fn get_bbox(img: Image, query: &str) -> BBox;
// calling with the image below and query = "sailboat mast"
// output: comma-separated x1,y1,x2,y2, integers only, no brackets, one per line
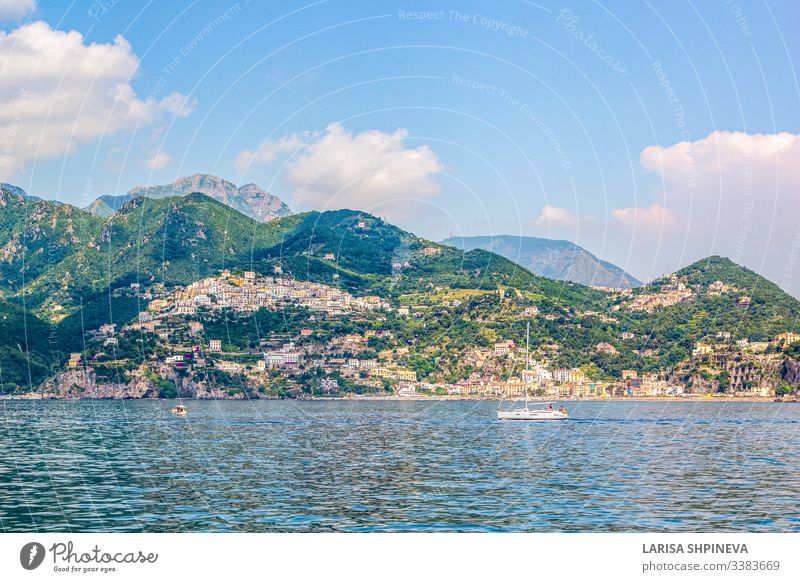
525,322,530,407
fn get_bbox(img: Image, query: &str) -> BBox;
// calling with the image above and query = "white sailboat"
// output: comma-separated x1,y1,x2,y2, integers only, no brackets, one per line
497,323,569,421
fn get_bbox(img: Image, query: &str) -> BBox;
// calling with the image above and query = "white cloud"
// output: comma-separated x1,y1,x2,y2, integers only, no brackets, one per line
157,92,196,119
145,151,171,169
237,122,443,218
534,205,579,228
624,130,800,292
640,131,800,187
0,21,193,179
235,131,316,174
533,204,598,230
611,203,681,232
0,0,35,21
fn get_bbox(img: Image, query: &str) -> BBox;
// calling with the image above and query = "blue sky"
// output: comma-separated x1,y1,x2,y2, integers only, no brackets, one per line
2,0,800,292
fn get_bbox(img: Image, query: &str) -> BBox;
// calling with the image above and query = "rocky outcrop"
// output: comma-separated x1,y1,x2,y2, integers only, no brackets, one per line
40,368,156,399
235,182,291,221
38,364,265,399
781,358,800,386
0,182,27,199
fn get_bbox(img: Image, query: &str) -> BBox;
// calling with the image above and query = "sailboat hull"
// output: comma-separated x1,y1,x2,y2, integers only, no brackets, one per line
497,409,568,421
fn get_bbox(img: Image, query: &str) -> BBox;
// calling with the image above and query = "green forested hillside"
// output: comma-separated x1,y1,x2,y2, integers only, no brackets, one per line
626,256,800,344
19,194,601,319
0,299,54,390
2,187,800,391
0,188,103,293
250,209,604,306
23,194,300,319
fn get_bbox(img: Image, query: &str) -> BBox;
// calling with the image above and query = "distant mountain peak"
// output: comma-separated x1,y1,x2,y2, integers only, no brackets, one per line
0,182,26,199
442,234,641,288
84,173,292,222
0,182,49,203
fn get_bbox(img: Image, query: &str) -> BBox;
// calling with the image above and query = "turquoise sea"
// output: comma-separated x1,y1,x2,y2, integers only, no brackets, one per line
1,399,798,532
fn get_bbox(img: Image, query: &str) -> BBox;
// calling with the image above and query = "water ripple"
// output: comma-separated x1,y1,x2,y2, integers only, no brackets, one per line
1,400,799,532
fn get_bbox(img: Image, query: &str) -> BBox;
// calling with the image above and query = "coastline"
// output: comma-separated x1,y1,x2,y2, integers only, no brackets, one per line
1,394,789,403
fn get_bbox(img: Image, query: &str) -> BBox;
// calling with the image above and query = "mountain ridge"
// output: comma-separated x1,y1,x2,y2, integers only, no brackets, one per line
84,173,292,222
442,234,641,288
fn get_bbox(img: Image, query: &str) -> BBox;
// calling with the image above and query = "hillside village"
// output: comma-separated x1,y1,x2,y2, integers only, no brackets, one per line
36,267,800,401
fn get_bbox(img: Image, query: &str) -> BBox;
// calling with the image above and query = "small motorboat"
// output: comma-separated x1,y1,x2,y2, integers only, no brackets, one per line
171,404,188,416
